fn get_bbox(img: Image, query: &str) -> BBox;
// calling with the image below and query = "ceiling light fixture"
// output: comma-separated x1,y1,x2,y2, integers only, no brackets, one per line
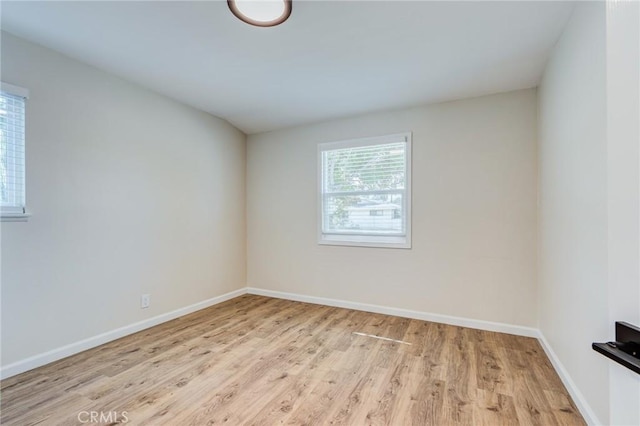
228,0,292,27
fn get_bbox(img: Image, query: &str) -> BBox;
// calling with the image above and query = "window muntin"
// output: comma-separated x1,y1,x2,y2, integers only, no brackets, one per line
318,133,411,248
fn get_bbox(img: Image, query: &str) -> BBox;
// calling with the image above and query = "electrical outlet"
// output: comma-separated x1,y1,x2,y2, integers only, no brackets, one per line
141,294,151,309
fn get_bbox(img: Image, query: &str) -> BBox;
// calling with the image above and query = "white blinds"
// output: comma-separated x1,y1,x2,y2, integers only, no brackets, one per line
0,89,26,213
321,138,408,236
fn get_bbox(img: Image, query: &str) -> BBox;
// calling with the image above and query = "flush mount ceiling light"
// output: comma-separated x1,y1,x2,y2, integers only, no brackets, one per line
228,0,292,27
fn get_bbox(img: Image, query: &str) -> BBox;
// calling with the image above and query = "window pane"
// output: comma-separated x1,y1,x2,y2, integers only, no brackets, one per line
323,192,404,235
324,142,405,193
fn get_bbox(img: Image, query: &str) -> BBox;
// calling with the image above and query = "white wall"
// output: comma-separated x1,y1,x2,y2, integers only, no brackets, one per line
538,3,609,424
606,1,640,424
247,89,538,327
0,32,246,367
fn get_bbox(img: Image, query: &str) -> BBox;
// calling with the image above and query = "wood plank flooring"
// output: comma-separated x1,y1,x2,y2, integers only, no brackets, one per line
0,295,585,425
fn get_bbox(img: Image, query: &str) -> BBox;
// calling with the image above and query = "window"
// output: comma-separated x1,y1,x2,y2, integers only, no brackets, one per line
318,133,412,248
1,82,29,221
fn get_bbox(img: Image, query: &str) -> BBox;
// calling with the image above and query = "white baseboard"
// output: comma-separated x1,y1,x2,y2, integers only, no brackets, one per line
0,288,247,380
536,332,602,426
246,287,539,338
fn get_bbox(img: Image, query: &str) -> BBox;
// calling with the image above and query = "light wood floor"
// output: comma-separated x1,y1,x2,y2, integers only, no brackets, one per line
1,295,584,425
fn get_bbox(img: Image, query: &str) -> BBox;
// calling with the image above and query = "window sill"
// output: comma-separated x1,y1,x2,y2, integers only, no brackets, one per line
1,211,31,222
319,233,411,249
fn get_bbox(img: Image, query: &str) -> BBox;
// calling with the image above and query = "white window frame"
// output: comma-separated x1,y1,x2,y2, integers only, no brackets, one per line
1,82,30,222
317,132,412,249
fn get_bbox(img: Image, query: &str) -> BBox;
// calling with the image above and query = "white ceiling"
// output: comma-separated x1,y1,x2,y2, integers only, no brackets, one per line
1,1,574,134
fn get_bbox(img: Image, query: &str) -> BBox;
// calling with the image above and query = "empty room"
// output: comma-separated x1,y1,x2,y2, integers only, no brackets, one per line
1,0,639,425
